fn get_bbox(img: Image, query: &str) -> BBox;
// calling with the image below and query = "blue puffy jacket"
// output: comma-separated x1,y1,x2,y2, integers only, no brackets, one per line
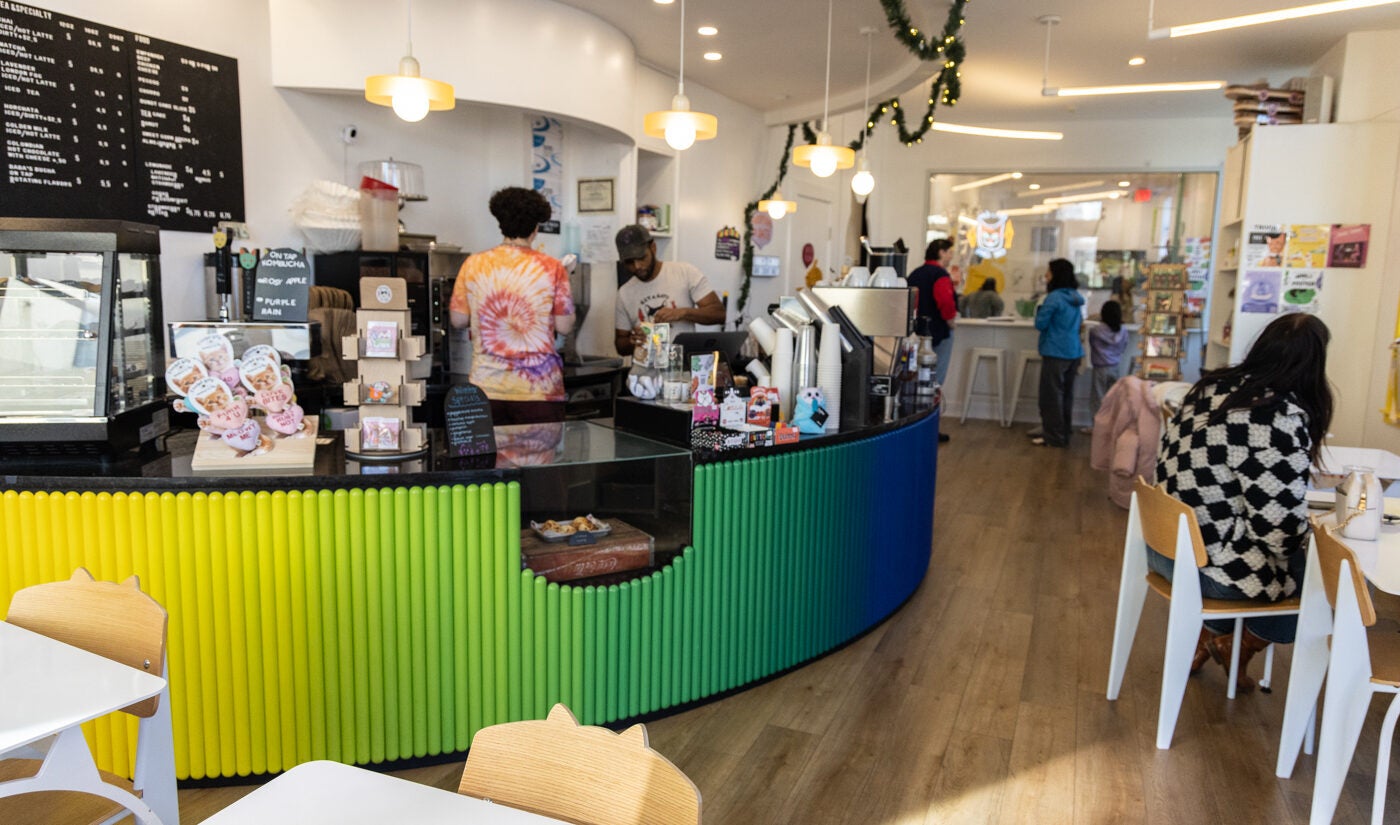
1035,288,1086,360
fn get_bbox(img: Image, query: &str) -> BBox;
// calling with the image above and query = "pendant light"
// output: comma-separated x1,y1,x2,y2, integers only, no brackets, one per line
793,0,855,178
643,0,718,150
1038,15,1222,97
850,28,876,201
365,0,455,122
758,191,797,220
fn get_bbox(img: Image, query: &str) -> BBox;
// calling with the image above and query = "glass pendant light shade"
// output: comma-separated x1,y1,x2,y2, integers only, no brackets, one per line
758,191,797,220
643,93,718,150
851,165,875,198
793,132,855,178
365,45,454,121
849,30,876,200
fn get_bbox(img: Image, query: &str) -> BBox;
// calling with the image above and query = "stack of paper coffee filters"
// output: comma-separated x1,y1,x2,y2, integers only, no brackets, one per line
1225,81,1305,141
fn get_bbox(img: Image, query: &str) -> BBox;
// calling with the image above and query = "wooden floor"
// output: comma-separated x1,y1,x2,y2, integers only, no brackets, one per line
180,419,1400,824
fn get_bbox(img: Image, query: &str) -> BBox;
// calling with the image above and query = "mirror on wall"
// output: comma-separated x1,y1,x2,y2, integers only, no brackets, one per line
926,171,1219,321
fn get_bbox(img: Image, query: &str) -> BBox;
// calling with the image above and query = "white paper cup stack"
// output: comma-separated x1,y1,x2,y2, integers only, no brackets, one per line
773,327,795,423
746,359,772,386
818,320,843,431
747,317,778,355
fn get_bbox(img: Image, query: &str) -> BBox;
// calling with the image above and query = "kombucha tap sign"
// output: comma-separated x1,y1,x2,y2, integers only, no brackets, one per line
0,0,245,231
252,248,310,322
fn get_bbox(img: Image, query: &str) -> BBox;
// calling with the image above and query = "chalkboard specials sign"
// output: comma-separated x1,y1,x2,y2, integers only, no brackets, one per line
0,1,245,232
444,384,497,458
252,248,310,322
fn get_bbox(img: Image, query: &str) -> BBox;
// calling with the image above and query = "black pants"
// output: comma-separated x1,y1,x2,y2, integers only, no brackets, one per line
1038,356,1078,447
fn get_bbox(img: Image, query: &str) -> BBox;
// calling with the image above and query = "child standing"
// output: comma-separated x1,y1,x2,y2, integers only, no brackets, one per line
1086,299,1130,430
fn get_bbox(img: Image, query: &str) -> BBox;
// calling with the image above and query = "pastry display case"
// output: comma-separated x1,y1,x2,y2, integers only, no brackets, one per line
0,219,168,453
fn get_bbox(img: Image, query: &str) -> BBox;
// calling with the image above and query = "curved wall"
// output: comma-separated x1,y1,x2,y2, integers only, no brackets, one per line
269,0,638,140
0,412,937,780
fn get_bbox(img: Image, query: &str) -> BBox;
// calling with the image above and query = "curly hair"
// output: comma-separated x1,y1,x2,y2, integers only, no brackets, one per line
489,187,551,239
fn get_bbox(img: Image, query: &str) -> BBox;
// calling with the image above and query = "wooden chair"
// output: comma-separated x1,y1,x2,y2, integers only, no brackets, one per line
459,704,700,825
1308,521,1400,825
0,569,177,825
1107,477,1301,748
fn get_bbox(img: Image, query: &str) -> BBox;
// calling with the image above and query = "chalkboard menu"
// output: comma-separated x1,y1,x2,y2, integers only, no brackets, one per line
252,248,310,322
444,384,496,458
0,1,244,232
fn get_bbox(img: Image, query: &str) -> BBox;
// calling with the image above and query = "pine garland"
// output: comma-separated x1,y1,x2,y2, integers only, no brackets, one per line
736,0,970,314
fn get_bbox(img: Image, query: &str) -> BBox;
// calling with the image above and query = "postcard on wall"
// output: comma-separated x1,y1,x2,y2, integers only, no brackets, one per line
1285,224,1330,268
1144,335,1179,358
1281,269,1323,315
1149,290,1183,314
1244,224,1285,268
1328,223,1370,268
1240,269,1282,314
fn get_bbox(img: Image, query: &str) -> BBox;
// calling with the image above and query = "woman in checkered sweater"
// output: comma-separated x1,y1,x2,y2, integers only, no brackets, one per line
1153,314,1333,690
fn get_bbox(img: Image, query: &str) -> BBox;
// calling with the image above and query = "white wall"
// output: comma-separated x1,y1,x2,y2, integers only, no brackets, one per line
1334,30,1400,123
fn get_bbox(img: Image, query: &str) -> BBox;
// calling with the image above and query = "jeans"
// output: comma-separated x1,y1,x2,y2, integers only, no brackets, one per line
1146,547,1304,644
1037,355,1078,446
933,334,954,388
1089,365,1119,424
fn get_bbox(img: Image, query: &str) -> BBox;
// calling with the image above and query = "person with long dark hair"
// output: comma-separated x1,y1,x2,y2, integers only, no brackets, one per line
1153,313,1333,691
1032,258,1084,447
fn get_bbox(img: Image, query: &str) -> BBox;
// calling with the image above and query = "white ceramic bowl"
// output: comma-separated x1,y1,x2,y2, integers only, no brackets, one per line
871,266,898,287
843,266,870,287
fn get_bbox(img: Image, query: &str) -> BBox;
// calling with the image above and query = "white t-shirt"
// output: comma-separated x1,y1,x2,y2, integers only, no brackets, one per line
614,261,715,335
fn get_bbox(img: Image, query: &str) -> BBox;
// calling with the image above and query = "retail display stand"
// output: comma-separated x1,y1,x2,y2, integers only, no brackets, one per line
342,277,427,457
1139,263,1188,381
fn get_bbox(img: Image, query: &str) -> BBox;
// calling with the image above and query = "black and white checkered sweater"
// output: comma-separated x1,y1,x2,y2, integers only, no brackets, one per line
1155,379,1311,600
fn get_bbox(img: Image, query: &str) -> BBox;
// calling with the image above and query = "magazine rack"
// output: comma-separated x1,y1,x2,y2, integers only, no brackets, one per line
342,277,427,457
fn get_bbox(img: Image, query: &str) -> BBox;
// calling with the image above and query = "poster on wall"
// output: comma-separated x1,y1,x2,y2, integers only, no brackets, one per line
752,213,774,249
1329,224,1371,268
1285,224,1330,268
529,115,564,233
1244,225,1285,268
1281,269,1323,314
714,227,740,260
580,216,616,264
1240,270,1281,314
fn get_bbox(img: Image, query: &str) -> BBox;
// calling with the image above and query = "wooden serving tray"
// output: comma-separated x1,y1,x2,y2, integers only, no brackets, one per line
190,418,319,472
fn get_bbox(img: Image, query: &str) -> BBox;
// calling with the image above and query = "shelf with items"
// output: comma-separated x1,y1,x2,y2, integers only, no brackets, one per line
636,147,676,239
341,277,427,458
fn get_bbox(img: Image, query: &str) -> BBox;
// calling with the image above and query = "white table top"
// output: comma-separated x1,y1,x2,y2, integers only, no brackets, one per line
201,760,571,824
0,621,166,754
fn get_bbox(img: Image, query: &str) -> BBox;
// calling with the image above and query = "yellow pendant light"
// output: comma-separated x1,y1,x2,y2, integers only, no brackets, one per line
643,0,718,150
758,191,797,220
365,0,455,122
850,28,877,201
793,0,855,178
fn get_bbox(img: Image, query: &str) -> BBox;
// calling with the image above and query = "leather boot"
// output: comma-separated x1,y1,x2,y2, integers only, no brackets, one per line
1190,627,1214,675
1207,628,1271,692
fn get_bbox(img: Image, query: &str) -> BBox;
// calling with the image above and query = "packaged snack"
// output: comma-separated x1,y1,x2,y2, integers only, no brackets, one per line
364,320,399,358
361,416,401,451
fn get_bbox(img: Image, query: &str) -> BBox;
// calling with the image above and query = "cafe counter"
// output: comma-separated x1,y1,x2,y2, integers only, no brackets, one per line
0,408,939,781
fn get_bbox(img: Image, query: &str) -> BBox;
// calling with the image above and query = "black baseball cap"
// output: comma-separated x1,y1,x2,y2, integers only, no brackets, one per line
615,225,653,261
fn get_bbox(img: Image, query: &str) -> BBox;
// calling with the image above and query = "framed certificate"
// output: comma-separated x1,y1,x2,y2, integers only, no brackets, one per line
577,178,615,213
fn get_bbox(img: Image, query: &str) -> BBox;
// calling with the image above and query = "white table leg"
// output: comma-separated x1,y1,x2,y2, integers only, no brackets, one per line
0,726,164,825
1277,542,1331,778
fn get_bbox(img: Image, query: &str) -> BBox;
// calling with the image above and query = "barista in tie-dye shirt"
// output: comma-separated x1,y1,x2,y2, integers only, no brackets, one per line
449,188,574,422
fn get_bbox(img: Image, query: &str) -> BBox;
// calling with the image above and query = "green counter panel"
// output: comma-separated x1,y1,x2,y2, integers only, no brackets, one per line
0,412,937,780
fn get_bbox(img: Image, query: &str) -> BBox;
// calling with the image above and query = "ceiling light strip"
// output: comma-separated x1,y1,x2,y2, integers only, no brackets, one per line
1044,80,1225,96
950,171,1022,192
1043,189,1126,204
931,122,1063,140
1016,180,1106,198
1150,0,1400,39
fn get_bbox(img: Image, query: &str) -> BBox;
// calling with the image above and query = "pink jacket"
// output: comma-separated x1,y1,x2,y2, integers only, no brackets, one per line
1090,376,1162,509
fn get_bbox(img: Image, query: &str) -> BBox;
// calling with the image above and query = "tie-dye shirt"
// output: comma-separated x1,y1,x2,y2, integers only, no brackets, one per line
450,245,574,402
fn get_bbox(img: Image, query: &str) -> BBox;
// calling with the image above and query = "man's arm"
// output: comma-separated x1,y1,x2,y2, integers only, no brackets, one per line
615,327,635,356
655,291,725,325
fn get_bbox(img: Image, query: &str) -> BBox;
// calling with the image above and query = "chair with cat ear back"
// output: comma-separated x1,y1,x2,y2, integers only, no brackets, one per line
458,703,700,825
0,568,176,825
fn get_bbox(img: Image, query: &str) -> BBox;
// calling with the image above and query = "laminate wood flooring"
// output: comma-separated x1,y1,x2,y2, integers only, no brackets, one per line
177,419,1400,824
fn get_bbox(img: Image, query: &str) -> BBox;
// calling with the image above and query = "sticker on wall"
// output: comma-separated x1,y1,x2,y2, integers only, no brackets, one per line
967,211,1013,259
1285,224,1330,269
752,213,774,249
1240,269,1281,314
715,226,741,261
1281,269,1323,315
529,115,564,234
1329,224,1370,268
1244,224,1285,268
801,243,815,267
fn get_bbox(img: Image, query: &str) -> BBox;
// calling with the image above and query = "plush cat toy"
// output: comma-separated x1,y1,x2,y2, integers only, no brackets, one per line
791,386,828,434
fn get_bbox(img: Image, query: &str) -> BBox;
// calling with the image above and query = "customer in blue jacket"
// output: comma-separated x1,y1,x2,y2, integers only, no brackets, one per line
1033,258,1085,447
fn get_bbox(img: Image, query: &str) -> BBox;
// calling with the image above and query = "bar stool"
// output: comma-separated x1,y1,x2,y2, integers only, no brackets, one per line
959,347,1005,425
1006,349,1042,427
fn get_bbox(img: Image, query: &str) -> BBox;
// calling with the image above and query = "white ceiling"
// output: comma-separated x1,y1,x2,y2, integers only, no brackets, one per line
557,0,1400,124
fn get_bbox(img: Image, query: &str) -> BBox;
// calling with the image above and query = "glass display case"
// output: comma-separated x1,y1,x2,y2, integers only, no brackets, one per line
0,219,168,453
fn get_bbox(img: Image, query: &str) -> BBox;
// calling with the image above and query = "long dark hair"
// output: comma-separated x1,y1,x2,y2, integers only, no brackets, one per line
1188,313,1333,463
1046,258,1078,291
1100,299,1123,332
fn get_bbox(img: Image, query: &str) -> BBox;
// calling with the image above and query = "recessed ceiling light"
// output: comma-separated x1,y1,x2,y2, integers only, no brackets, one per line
703,51,722,61
1128,56,1146,66
1118,180,1131,187
1028,183,1041,190
653,0,674,4
697,25,718,35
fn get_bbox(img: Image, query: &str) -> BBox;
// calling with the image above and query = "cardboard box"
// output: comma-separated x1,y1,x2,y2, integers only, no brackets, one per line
521,519,654,583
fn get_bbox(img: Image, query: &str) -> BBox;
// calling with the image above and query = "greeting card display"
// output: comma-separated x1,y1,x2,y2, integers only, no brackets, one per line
1137,263,1187,382
343,277,427,457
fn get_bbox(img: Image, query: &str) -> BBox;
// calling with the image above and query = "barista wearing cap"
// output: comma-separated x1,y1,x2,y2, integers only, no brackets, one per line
614,224,726,356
